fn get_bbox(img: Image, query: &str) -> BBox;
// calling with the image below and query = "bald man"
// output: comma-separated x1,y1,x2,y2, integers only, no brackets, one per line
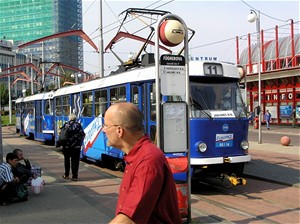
105,102,181,224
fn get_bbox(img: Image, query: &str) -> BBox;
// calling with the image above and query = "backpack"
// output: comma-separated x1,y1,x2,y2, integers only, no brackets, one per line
15,183,28,201
59,124,70,145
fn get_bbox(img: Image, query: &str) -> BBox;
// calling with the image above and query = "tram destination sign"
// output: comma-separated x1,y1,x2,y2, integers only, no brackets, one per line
160,55,186,95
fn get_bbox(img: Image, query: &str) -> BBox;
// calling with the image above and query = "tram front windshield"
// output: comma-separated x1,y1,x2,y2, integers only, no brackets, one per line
190,82,246,118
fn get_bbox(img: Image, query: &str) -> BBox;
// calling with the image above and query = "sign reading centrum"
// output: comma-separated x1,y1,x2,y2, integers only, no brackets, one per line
160,54,186,95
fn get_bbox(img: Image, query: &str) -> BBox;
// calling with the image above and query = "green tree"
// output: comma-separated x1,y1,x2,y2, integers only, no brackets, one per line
25,89,31,96
60,70,77,86
0,82,8,109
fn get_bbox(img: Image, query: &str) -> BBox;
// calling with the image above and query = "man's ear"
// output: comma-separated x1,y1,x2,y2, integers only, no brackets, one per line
117,126,124,138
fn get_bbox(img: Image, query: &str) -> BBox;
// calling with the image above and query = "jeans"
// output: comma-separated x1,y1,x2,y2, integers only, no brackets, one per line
266,121,270,129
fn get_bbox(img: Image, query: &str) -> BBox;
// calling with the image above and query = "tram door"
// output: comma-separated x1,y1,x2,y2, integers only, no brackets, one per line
131,83,156,142
19,102,25,134
35,100,43,138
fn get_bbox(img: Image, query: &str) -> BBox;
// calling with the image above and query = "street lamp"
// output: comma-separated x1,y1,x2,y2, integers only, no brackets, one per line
71,73,82,84
248,9,262,144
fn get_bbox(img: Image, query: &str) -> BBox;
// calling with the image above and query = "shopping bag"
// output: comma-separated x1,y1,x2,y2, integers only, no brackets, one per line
31,177,45,194
28,165,42,185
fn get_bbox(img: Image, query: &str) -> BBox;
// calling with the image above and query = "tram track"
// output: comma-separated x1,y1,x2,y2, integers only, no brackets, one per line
90,161,296,224
190,178,299,224
192,194,283,224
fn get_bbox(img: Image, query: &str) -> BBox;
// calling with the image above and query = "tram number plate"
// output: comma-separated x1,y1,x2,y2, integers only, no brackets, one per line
203,63,223,76
215,133,233,147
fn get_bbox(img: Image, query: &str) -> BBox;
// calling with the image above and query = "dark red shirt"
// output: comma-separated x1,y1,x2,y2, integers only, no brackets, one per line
116,135,181,224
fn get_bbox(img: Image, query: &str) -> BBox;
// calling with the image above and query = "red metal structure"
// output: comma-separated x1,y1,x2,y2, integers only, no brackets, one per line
18,29,98,53
237,20,300,126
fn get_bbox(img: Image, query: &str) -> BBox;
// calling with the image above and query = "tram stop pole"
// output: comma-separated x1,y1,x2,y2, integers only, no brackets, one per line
155,14,191,222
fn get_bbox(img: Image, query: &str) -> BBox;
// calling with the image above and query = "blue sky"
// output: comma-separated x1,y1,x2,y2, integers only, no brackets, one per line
82,0,299,75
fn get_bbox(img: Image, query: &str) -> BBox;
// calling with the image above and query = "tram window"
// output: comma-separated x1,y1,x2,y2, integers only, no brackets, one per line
110,86,126,104
16,104,21,114
26,102,33,108
222,88,232,110
62,96,70,116
25,102,34,115
82,92,93,117
132,86,139,105
95,90,107,116
44,99,53,115
55,97,62,116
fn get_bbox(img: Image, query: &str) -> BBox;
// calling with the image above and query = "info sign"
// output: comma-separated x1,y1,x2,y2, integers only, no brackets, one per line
160,54,186,95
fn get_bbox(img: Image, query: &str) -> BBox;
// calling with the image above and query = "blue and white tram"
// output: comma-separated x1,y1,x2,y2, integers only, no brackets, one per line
187,61,250,183
15,91,55,143
51,58,250,181
53,65,158,168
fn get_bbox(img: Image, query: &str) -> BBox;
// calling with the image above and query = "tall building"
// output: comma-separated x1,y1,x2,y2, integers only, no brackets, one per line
0,0,83,72
0,39,40,98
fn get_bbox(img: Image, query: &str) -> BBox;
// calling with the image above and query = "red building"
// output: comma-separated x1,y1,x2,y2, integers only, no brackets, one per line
237,20,299,126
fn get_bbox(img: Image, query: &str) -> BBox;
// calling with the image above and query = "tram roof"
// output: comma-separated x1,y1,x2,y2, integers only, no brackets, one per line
54,66,156,97
16,91,54,103
15,61,240,101
54,61,240,97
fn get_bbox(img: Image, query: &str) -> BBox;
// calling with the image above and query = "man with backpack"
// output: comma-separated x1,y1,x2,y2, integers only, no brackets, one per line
60,114,85,181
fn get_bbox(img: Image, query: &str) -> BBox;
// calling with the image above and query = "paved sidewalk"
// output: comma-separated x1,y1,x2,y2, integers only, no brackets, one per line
245,125,300,187
0,126,118,224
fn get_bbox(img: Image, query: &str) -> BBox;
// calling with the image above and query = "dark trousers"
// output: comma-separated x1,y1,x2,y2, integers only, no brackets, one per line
0,182,16,203
63,147,81,179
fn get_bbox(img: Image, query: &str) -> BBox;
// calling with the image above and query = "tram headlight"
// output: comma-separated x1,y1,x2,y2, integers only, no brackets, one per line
196,142,207,152
240,140,249,150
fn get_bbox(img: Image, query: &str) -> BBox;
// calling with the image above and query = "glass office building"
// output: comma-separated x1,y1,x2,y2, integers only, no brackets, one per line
0,0,83,71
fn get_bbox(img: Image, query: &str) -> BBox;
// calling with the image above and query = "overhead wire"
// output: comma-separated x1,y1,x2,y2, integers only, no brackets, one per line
88,0,174,40
82,0,175,71
83,0,298,73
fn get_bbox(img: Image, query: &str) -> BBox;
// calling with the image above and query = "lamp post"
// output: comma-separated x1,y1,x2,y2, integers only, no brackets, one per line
7,63,12,124
30,53,34,94
99,0,104,78
248,9,262,144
